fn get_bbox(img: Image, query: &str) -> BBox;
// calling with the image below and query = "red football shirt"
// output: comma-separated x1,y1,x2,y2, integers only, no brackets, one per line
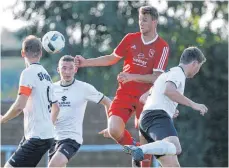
114,32,169,96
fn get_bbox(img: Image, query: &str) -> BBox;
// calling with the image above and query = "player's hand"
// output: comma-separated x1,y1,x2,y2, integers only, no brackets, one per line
191,102,208,116
98,128,111,138
0,115,3,124
173,109,179,119
117,72,134,83
74,55,85,68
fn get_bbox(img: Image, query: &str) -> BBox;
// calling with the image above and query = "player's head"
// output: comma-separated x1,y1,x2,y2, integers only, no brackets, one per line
58,55,78,82
139,6,158,35
179,47,206,78
21,35,42,59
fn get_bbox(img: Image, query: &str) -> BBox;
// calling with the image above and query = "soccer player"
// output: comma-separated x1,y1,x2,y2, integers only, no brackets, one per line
48,55,111,167
123,47,208,167
0,35,59,167
75,6,169,167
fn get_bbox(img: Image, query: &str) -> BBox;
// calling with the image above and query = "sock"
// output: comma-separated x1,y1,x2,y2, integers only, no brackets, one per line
117,129,134,145
141,154,152,168
139,140,176,155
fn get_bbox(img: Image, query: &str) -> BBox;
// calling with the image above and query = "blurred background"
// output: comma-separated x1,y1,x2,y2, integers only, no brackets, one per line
1,0,228,167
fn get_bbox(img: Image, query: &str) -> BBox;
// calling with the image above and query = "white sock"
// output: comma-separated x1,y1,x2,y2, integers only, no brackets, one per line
139,140,176,155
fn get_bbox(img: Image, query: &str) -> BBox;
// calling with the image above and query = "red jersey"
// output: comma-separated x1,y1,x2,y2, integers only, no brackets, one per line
114,32,169,96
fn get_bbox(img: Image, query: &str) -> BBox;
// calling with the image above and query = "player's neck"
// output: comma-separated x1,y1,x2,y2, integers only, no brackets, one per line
61,79,75,86
25,57,40,66
178,64,188,77
141,31,158,43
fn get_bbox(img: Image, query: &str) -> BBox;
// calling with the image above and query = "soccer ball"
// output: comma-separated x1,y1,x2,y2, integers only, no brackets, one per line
42,31,65,54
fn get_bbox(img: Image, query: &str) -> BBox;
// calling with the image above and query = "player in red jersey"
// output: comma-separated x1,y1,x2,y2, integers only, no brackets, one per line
75,6,169,167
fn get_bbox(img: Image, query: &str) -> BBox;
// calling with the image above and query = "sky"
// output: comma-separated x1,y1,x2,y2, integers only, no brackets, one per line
0,0,26,31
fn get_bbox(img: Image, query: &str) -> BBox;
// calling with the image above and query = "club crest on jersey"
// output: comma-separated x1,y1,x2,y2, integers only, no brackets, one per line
149,49,155,58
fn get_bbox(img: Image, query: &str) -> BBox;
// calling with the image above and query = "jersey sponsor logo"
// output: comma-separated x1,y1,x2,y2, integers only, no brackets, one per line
148,49,155,58
59,96,71,107
62,96,67,101
133,53,147,67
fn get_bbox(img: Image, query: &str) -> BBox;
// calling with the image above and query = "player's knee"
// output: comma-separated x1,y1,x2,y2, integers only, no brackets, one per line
176,147,182,155
48,157,67,167
175,145,182,155
4,162,14,168
108,127,122,139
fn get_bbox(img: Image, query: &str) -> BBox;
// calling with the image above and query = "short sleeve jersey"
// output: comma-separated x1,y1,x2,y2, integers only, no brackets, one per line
53,79,104,144
143,66,186,118
19,63,56,139
114,32,169,96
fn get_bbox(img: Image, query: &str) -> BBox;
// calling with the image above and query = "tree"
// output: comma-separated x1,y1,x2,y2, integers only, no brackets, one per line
11,0,228,166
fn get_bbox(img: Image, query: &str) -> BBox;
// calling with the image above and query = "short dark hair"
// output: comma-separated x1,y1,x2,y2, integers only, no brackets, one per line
59,55,74,64
139,6,159,21
180,47,206,64
22,35,42,58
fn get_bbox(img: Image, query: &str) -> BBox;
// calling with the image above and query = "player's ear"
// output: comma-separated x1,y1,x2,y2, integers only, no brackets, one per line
57,67,60,74
74,67,78,73
21,50,25,58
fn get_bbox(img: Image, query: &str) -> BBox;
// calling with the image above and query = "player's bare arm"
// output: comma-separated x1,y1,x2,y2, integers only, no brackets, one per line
51,102,60,124
75,53,121,67
1,94,28,124
117,71,162,84
164,81,208,115
98,96,112,138
139,90,150,104
99,96,112,119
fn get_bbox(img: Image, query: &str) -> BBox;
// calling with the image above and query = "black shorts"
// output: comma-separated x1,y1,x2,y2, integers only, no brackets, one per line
8,136,54,167
139,110,178,142
139,110,178,158
49,138,81,161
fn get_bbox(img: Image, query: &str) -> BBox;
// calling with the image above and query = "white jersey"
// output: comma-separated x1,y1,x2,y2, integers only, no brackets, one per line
53,79,104,144
19,63,56,139
143,66,186,118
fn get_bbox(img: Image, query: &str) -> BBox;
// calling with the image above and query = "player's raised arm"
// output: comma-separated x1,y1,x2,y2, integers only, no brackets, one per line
164,81,208,115
75,53,121,67
75,33,132,68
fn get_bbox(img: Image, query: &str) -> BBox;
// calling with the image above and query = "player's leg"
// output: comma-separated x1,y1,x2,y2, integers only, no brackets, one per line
124,110,179,165
48,152,68,167
135,103,152,168
4,162,14,168
157,136,181,167
4,136,26,167
124,133,176,162
139,131,152,168
157,155,180,167
6,137,53,167
142,110,180,167
107,95,137,145
48,138,81,167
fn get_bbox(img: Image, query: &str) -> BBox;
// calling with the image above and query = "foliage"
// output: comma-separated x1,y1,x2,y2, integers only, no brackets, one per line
10,0,228,166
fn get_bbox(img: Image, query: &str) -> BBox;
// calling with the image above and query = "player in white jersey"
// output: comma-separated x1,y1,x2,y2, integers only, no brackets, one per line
123,47,208,167
0,35,59,167
48,55,111,167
